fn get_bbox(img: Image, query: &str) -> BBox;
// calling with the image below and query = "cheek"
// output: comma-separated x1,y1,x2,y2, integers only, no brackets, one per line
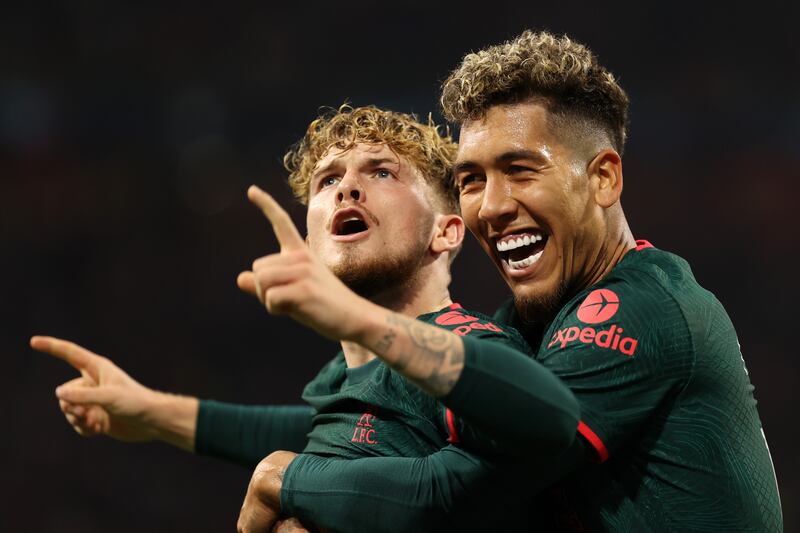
305,207,327,242
458,194,482,232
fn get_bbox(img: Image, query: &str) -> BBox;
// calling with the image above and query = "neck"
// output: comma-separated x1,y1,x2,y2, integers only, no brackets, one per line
341,256,453,368
573,216,636,298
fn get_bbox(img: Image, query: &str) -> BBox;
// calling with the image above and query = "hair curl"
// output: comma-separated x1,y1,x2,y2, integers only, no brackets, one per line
440,30,629,153
284,105,459,211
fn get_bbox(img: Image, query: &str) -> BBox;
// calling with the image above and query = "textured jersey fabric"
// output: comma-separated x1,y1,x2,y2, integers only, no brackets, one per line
496,241,782,532
196,402,313,467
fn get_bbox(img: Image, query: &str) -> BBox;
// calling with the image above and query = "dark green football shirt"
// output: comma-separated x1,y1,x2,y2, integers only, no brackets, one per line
495,241,782,532
301,303,531,459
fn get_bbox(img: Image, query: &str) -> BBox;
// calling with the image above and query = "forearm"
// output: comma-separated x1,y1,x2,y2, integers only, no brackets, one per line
280,442,591,533
281,448,493,533
444,336,579,455
356,304,464,398
196,400,313,468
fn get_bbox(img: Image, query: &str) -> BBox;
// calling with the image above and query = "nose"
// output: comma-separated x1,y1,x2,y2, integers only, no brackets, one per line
478,176,516,226
336,172,364,204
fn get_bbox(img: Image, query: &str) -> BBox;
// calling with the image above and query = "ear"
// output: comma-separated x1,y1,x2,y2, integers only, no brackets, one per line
588,149,623,208
430,214,465,255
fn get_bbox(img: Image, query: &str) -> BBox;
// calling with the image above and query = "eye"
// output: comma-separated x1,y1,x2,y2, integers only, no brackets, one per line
375,169,393,179
319,175,339,189
458,174,484,191
508,165,533,173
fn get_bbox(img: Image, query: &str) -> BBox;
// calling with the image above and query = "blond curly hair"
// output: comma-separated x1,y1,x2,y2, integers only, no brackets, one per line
284,105,459,211
440,30,629,153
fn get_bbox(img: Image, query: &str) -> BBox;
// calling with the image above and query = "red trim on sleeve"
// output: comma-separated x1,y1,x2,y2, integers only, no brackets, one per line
635,239,654,251
577,420,609,463
445,408,460,444
448,303,463,310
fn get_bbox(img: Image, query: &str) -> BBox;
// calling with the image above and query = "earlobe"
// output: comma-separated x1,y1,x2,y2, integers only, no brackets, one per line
590,149,623,208
431,214,465,254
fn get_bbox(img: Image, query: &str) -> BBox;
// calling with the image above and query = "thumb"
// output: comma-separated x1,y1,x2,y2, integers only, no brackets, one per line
237,271,258,297
56,384,117,406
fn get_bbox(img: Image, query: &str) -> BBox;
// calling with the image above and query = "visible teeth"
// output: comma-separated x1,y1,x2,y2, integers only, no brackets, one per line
507,250,543,270
495,233,543,252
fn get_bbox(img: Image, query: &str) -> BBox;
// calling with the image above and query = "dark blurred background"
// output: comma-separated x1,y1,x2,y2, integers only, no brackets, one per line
3,1,797,531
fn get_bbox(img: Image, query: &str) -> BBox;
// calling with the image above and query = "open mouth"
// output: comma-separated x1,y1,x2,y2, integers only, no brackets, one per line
336,217,368,235
332,208,370,237
496,231,548,271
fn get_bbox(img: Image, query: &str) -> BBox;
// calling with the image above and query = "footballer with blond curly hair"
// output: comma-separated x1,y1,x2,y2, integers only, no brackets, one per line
35,104,579,532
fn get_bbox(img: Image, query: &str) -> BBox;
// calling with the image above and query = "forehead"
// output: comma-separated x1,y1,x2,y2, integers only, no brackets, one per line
456,102,559,161
315,143,406,172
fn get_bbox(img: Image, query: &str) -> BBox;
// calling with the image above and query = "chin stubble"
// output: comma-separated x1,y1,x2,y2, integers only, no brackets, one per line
514,279,568,325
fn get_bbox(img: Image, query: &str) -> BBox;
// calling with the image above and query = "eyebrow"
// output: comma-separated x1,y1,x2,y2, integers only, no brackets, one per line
312,157,400,180
453,149,549,174
312,161,338,180
364,157,400,169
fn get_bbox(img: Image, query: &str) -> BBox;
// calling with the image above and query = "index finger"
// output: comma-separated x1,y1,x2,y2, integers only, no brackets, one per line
247,185,305,252
31,336,101,377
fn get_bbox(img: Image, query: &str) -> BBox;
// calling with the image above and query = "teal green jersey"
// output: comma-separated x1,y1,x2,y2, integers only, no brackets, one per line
301,303,532,459
499,241,782,531
295,304,541,531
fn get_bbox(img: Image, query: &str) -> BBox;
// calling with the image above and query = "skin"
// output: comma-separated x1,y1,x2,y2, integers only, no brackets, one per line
29,335,199,450
305,143,436,314
454,101,636,322
237,143,468,377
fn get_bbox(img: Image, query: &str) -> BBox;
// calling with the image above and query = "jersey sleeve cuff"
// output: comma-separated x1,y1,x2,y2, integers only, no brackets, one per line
279,452,307,517
577,420,609,463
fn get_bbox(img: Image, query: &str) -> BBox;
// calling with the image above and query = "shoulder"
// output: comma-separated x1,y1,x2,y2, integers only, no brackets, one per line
422,304,532,356
542,247,699,364
609,246,732,344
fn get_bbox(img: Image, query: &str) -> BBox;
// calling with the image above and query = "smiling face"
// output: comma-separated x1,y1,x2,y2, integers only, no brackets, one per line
455,101,611,321
306,142,437,297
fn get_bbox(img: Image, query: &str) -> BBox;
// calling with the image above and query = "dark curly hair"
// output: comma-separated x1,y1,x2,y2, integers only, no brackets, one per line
441,30,630,154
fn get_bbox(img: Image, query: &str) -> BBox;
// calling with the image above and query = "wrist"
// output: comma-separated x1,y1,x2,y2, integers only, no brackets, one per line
147,391,199,451
257,451,297,510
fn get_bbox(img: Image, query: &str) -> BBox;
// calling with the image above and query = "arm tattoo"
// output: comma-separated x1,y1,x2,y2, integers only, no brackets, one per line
375,328,397,355
381,313,464,397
